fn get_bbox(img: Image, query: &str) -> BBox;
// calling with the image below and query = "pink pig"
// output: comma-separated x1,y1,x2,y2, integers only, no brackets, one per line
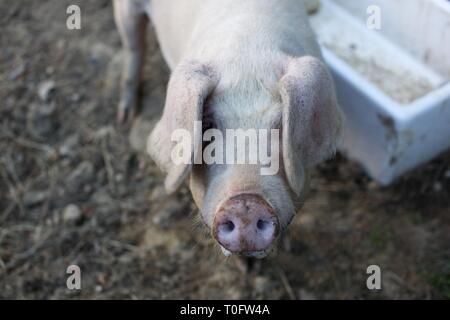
113,0,343,258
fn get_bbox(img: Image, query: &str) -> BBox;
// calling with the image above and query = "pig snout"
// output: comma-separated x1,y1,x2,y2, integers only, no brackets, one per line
212,194,279,255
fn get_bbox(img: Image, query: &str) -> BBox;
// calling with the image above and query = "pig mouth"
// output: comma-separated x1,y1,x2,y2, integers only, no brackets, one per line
219,244,275,259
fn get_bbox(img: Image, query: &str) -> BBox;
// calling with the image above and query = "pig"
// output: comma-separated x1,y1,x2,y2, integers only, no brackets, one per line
113,0,344,258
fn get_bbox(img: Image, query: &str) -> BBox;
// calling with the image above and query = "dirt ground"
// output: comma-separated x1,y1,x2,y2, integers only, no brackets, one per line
1,0,449,299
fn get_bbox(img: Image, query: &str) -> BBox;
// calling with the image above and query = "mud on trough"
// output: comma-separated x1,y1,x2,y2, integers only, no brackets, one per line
0,0,449,299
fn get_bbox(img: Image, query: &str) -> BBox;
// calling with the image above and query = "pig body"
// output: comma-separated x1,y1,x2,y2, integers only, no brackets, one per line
149,0,321,68
113,0,343,258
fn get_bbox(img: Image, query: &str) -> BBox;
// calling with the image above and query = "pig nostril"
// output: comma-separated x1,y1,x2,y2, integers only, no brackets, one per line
222,220,235,233
257,219,270,231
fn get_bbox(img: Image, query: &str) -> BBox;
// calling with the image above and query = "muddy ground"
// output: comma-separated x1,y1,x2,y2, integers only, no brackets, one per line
0,0,449,299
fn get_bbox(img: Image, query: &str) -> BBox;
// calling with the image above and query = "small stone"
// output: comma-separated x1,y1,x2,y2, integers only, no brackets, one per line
45,66,54,75
23,191,48,207
46,148,59,161
444,170,450,179
59,134,79,157
38,80,55,101
63,204,82,223
70,93,81,103
433,182,442,192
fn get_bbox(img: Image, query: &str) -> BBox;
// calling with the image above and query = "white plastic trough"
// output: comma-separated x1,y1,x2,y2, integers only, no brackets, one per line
309,0,450,185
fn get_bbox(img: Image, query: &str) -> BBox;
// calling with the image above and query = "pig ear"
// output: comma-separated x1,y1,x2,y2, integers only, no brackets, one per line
148,61,217,194
279,56,344,195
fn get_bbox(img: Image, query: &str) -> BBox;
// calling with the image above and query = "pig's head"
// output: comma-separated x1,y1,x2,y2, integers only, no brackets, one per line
148,56,343,258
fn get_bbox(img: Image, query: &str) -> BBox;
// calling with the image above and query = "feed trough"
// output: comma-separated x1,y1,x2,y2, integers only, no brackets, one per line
310,0,450,184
